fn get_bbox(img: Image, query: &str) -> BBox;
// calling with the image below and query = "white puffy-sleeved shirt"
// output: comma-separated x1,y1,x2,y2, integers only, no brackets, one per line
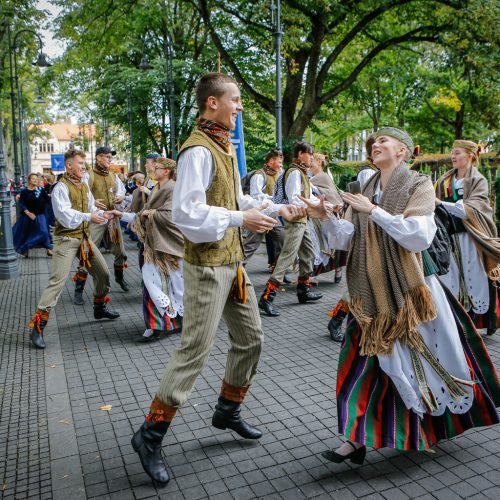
357,168,377,189
284,169,320,207
51,181,105,229
172,146,281,244
249,172,273,203
320,181,436,252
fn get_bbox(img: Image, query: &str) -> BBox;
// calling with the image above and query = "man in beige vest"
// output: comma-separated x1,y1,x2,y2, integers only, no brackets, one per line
73,146,128,305
243,149,285,268
28,149,119,349
259,141,323,317
130,72,305,486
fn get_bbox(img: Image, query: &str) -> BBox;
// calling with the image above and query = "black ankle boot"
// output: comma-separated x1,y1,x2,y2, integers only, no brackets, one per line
212,397,262,439
258,290,280,317
131,421,170,486
115,268,130,292
30,320,47,349
93,303,120,320
74,278,86,305
328,310,347,342
297,283,322,304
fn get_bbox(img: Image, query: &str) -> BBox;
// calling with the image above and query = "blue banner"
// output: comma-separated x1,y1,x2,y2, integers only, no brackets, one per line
51,154,65,172
230,113,247,178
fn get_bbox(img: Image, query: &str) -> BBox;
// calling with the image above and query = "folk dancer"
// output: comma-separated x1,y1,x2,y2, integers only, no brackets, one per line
303,128,500,462
436,140,500,335
259,141,323,317
117,158,184,341
28,150,119,349
13,173,53,258
130,72,305,486
73,146,128,305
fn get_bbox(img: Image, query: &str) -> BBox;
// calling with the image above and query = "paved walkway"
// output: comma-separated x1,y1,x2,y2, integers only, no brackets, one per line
1,239,499,500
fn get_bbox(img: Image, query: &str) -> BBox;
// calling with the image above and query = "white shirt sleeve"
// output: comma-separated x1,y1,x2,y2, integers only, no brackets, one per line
285,170,319,207
370,208,437,252
114,174,126,197
51,182,92,228
250,173,271,202
357,168,376,189
320,217,355,251
441,200,466,219
172,147,244,243
120,212,136,224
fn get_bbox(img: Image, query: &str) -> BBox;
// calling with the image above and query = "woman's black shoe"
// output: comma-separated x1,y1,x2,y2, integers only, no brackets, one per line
321,441,366,465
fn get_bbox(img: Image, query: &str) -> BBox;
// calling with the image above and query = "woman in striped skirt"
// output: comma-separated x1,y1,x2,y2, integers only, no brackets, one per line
118,158,184,340
303,127,499,463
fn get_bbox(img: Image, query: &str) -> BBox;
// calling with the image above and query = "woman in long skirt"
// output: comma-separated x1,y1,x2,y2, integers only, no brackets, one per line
303,127,499,462
119,158,184,341
13,173,53,257
436,141,500,335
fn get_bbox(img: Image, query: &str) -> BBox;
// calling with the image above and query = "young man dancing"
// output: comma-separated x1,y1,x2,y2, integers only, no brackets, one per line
131,73,304,486
28,149,119,349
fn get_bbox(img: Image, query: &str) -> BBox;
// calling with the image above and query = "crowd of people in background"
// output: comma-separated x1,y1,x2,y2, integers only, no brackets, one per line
14,71,499,488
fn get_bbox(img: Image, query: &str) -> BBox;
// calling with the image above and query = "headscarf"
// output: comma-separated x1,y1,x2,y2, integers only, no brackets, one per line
372,127,415,155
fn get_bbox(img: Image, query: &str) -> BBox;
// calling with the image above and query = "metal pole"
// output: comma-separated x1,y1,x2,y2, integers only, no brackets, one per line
166,34,176,159
7,25,21,198
0,129,18,280
272,0,283,152
127,84,134,170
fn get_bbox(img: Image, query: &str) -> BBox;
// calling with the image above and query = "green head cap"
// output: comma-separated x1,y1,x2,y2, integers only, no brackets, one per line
373,127,414,156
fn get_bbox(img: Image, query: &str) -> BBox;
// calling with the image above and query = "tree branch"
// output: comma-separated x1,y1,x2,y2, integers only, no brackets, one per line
319,27,449,104
197,0,274,113
424,97,455,126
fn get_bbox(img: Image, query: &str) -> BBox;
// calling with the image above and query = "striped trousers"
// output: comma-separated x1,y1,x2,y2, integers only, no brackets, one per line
37,236,110,311
156,262,263,408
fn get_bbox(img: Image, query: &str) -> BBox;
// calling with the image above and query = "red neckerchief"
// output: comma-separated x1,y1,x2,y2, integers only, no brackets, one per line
197,117,231,153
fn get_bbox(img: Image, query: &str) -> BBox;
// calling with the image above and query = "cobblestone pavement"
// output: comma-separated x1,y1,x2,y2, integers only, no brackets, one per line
1,238,499,500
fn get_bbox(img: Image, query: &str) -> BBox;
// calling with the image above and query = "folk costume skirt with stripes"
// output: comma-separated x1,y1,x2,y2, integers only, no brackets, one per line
139,245,183,333
337,282,500,451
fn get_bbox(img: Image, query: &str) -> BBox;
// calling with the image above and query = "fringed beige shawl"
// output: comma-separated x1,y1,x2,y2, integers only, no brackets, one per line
346,166,437,356
131,180,184,274
310,171,343,205
436,167,500,282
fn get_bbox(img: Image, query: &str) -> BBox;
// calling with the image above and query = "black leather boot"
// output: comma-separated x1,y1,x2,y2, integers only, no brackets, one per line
93,303,120,320
29,310,48,349
114,267,130,292
74,278,86,305
212,397,262,439
297,283,322,304
328,310,347,342
259,280,280,317
131,421,170,486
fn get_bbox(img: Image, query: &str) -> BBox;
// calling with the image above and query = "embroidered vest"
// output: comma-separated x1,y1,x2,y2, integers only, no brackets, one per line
54,177,90,240
89,169,117,210
180,130,245,266
284,165,310,223
258,170,278,197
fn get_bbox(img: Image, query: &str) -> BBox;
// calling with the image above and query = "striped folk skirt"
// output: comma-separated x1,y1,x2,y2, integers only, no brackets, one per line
337,285,500,451
143,286,182,332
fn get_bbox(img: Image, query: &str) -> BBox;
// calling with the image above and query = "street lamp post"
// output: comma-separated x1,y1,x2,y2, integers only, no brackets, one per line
8,27,51,191
0,131,18,280
109,80,134,170
18,79,45,181
271,0,283,152
165,33,176,159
